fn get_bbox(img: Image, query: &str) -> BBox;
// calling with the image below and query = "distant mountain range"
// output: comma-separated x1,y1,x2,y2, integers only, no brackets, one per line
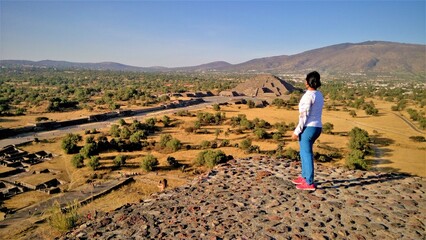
1,41,425,75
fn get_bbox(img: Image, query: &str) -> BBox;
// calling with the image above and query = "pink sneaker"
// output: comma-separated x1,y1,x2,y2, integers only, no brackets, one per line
296,181,316,191
291,176,305,185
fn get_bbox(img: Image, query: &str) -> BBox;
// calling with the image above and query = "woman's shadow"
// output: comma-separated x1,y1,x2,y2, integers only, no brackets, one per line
316,172,412,189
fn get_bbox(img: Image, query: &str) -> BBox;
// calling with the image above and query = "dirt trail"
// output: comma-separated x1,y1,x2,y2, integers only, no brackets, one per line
387,110,425,134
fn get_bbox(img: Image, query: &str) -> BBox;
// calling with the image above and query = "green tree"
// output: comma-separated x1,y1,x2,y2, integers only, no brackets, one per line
85,135,95,144
61,133,82,154
109,102,120,110
79,143,98,159
346,150,368,170
284,148,300,161
195,150,227,168
166,156,180,168
145,117,157,128
140,154,159,171
113,155,126,167
214,129,221,139
120,127,131,139
159,134,173,148
71,154,84,168
118,119,127,126
247,100,255,108
201,140,211,149
88,155,101,170
109,124,120,137
240,139,252,150
348,127,371,154
254,128,268,139
162,115,171,127
272,132,282,141
166,138,182,152
272,98,285,108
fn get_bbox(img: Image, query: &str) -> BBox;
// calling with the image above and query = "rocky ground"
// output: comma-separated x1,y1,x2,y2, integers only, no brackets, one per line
63,157,425,240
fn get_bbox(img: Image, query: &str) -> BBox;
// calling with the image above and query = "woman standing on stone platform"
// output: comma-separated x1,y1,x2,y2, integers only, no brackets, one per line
291,71,324,191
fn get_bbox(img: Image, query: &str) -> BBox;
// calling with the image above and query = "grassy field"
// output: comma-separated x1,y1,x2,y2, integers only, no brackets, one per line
0,98,425,239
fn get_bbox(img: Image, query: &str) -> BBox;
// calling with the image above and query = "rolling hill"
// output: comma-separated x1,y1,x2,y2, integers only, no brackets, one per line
1,41,424,75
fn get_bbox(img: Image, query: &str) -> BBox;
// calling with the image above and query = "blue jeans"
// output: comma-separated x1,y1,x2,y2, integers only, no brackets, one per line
299,127,322,185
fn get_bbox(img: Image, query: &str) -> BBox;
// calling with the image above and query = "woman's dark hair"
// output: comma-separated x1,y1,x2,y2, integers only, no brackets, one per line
306,71,321,89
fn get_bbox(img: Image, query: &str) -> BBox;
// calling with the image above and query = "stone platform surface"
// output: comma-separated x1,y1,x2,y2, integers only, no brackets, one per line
64,157,425,240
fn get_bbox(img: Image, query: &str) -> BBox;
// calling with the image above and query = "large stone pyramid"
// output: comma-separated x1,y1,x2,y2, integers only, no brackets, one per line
233,74,299,98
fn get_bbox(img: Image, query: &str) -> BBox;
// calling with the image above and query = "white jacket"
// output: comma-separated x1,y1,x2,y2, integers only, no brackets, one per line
294,90,324,136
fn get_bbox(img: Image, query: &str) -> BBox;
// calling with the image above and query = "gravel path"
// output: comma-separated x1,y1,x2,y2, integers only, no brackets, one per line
64,157,425,240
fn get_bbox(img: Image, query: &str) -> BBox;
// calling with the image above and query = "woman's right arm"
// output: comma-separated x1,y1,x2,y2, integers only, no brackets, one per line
293,94,312,137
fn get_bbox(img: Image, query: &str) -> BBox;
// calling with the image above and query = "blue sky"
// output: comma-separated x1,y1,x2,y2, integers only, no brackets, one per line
1,0,425,67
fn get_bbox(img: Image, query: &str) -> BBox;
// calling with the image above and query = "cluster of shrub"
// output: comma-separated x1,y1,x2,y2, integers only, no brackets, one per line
62,118,161,170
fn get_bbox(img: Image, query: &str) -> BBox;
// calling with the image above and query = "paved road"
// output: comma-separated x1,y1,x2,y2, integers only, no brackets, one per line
0,96,236,148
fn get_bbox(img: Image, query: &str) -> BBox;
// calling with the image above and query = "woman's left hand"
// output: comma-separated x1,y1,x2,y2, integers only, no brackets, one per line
291,133,299,141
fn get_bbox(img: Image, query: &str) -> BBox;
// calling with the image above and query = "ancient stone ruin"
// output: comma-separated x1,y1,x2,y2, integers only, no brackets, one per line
0,145,63,199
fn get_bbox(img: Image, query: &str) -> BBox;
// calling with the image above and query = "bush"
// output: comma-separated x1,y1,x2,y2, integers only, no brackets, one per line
88,155,101,170
176,110,191,116
47,200,80,232
247,100,255,108
284,148,300,161
348,127,371,154
79,143,98,159
61,133,82,154
239,139,252,150
346,150,368,170
140,154,159,171
159,134,173,148
201,140,211,149
35,116,49,122
195,150,227,168
113,155,126,167
272,132,282,141
109,124,120,137
166,138,182,152
247,145,260,153
71,154,84,168
166,156,180,168
253,128,268,139
184,126,195,133
322,122,334,134
213,104,220,111
85,135,95,144
118,119,127,126
162,115,171,127
120,127,131,139
409,136,426,142
220,139,230,147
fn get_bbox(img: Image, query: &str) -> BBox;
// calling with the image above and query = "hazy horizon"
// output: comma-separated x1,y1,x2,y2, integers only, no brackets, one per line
1,0,425,68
